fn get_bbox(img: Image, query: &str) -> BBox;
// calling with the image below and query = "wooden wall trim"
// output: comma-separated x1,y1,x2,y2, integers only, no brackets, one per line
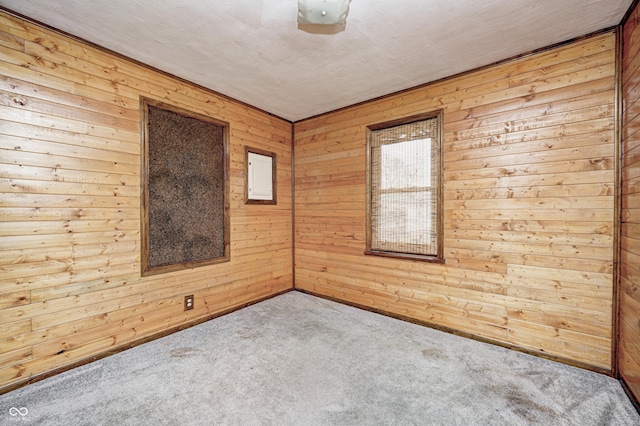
0,6,291,124
619,0,640,409
621,378,640,415
295,27,617,124
292,125,297,288
613,24,624,378
0,288,293,395
622,0,640,26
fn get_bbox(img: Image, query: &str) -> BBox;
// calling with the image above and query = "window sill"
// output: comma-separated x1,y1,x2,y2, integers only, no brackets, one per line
364,250,445,264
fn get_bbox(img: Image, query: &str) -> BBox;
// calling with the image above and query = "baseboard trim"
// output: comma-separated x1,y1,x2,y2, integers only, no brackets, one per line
2,287,622,397
295,288,613,377
0,288,293,395
620,377,640,415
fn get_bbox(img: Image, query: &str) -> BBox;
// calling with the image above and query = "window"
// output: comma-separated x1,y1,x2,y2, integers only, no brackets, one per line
366,111,443,262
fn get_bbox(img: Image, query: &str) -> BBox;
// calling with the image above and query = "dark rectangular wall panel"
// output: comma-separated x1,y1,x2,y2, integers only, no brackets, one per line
143,101,229,275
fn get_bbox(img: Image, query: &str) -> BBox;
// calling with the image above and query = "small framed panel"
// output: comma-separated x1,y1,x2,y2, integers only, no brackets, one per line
245,146,277,205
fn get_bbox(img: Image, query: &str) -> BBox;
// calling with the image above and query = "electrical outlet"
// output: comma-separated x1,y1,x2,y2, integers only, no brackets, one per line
184,295,194,311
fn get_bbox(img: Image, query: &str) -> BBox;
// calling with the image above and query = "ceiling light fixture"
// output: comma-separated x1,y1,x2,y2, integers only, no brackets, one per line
297,0,350,25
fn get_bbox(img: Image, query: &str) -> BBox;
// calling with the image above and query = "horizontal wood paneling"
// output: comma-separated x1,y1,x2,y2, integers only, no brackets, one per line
622,1,640,404
0,11,292,391
294,32,617,370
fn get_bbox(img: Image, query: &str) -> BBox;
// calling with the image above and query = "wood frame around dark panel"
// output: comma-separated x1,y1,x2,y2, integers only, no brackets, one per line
365,110,445,263
244,146,277,205
140,97,230,276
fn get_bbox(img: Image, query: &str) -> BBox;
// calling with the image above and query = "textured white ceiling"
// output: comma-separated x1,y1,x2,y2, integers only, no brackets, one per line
0,0,633,121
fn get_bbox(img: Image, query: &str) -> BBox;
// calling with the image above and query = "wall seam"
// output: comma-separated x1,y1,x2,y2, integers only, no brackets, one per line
613,23,623,378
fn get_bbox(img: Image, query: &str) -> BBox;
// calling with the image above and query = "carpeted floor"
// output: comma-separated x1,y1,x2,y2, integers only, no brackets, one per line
1,291,639,425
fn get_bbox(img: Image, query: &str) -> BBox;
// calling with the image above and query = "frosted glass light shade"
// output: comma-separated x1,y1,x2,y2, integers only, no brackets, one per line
297,0,350,25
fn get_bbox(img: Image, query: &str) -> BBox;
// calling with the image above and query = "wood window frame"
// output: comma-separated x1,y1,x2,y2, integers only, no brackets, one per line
365,110,445,263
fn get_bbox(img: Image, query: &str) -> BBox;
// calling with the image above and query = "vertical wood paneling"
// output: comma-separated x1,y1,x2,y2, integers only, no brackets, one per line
621,1,640,403
0,11,293,391
294,32,617,370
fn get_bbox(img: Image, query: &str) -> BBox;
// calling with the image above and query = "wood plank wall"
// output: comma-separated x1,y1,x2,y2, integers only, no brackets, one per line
294,32,617,370
0,11,293,391
621,2,640,402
